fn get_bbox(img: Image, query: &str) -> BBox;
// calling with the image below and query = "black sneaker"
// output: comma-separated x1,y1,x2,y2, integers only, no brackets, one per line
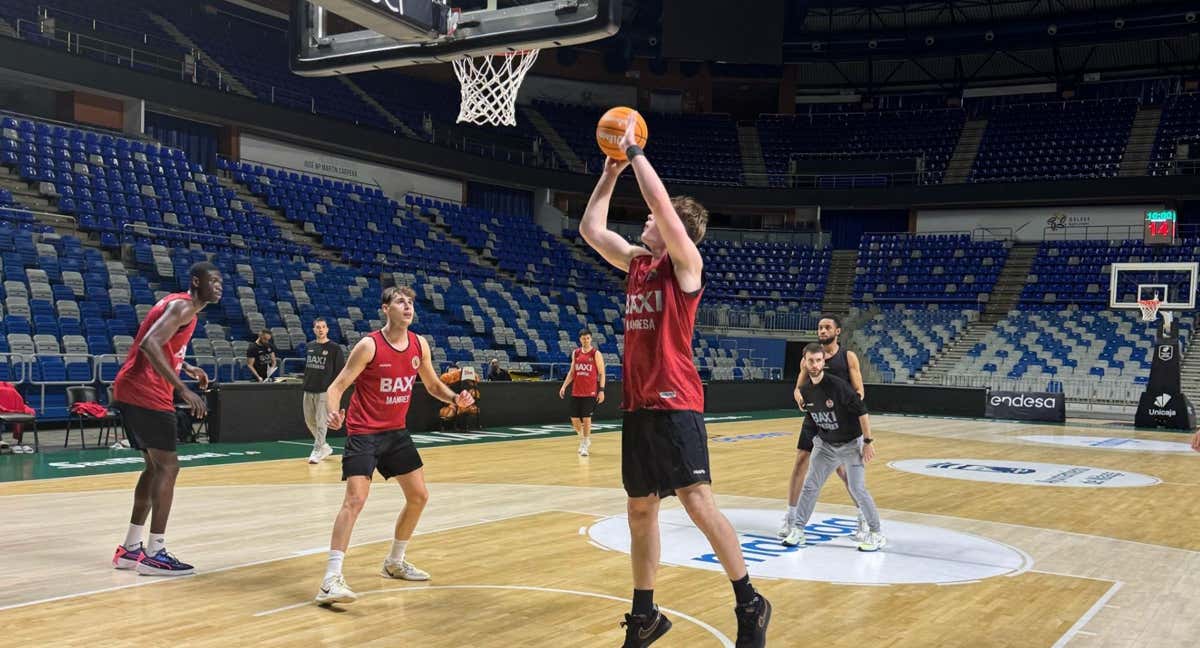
734,594,771,647
620,606,672,647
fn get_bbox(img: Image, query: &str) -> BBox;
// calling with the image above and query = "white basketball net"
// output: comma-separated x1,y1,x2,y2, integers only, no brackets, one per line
452,49,539,127
1138,297,1161,322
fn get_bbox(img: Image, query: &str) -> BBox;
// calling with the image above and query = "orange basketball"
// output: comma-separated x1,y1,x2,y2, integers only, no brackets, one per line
596,106,648,161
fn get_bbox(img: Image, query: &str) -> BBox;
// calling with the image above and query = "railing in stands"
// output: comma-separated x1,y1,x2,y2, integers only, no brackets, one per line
1170,159,1200,176
697,309,819,332
0,207,77,232
14,18,218,87
937,374,1144,407
740,169,929,188
232,157,387,196
865,228,1015,242
3,352,778,417
35,5,185,54
1042,224,1200,241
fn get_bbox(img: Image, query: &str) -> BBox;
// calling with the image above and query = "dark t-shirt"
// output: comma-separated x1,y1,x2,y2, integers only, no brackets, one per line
303,341,345,393
246,340,278,379
800,372,868,444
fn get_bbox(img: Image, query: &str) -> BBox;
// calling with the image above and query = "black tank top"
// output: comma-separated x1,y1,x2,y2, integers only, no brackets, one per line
825,344,851,383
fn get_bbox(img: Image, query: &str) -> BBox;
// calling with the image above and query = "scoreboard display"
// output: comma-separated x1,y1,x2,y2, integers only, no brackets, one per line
1145,209,1177,246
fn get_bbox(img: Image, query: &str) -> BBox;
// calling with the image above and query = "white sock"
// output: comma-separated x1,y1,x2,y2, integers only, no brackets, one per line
786,506,796,522
325,550,345,580
147,533,166,555
388,540,408,563
123,524,145,550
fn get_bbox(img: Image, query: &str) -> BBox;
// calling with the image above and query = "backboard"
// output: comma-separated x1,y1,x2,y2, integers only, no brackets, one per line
1109,262,1198,310
290,0,621,76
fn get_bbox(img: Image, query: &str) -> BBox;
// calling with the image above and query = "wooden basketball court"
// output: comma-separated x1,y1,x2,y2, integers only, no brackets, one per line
1,412,1197,647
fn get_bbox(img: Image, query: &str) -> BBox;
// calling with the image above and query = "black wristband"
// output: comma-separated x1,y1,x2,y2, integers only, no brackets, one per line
862,437,873,444
624,145,644,159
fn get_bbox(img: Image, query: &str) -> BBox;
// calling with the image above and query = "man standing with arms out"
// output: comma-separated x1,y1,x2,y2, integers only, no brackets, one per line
780,315,868,542
580,113,770,648
246,329,277,382
558,329,606,456
314,286,474,606
783,344,885,551
303,317,344,464
111,262,221,576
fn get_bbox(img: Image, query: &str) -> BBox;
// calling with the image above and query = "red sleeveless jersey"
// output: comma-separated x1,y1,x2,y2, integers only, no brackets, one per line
571,348,600,397
113,292,198,412
621,254,704,412
346,329,422,435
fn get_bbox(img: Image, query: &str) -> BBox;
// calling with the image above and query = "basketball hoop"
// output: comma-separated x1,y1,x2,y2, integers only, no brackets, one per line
1137,296,1162,322
452,49,539,127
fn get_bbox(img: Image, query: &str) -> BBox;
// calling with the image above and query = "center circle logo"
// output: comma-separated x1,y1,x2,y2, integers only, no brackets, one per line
889,458,1160,488
587,508,1029,585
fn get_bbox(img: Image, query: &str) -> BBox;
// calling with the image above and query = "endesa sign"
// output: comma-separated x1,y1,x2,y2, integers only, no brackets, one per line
985,391,1066,423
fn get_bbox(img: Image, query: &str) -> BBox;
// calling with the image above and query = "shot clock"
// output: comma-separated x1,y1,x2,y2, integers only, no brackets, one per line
1145,209,1177,246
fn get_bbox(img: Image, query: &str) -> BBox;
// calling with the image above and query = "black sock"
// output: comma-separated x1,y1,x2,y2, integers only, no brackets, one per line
731,575,756,605
632,589,655,617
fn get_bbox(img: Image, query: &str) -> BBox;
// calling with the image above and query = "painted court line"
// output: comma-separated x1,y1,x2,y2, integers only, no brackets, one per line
0,509,547,613
253,584,736,647
1050,580,1124,648
278,440,344,450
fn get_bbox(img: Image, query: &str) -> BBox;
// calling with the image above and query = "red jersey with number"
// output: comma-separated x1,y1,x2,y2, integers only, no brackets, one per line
571,348,600,397
346,329,421,435
113,292,197,412
621,253,704,412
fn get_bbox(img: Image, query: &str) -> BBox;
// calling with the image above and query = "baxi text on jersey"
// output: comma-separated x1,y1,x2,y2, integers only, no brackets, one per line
625,290,663,330
809,410,839,431
626,290,663,315
380,375,416,405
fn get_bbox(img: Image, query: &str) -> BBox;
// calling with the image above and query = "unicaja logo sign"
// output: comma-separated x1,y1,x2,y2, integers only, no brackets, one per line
989,394,1057,409
1149,393,1177,417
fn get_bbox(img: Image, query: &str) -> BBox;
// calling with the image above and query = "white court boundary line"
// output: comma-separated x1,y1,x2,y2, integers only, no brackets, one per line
278,440,344,450
1050,580,1124,648
253,584,735,647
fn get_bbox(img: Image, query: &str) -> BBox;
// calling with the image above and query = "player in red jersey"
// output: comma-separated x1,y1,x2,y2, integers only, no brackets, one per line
579,114,771,648
558,329,606,456
110,261,221,576
314,285,475,606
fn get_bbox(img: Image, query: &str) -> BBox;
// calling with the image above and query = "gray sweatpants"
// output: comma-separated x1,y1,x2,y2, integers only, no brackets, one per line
302,392,328,448
794,436,881,533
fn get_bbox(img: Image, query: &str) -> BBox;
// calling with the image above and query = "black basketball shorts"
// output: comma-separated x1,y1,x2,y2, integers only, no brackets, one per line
621,409,711,498
798,416,818,452
341,429,423,480
569,395,598,419
115,401,179,452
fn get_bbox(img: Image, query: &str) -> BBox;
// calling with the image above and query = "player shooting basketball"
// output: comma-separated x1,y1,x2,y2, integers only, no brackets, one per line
580,110,771,648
